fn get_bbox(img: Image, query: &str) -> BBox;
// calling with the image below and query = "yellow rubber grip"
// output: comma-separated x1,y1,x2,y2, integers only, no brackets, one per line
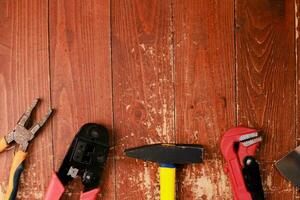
0,137,8,153
5,150,27,200
160,166,176,200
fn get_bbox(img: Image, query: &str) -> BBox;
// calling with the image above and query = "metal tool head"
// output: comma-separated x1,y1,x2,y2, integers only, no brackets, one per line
275,146,300,188
221,127,262,160
5,99,53,151
124,144,204,165
57,123,110,192
239,132,262,147
222,126,262,145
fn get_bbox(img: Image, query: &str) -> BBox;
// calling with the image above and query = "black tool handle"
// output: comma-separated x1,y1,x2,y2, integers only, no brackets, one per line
5,150,27,200
243,156,265,200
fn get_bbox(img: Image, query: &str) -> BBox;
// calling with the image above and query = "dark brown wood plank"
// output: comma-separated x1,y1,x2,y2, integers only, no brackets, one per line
0,0,52,199
236,0,296,197
174,0,235,199
260,162,294,193
265,192,295,200
296,0,300,199
112,0,174,199
49,0,113,199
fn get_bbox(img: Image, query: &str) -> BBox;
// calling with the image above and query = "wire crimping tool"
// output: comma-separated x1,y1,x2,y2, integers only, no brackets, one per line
0,98,53,200
220,126,264,200
45,123,109,200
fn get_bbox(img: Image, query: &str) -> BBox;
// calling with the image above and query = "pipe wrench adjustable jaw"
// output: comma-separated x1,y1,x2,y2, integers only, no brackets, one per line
221,127,264,200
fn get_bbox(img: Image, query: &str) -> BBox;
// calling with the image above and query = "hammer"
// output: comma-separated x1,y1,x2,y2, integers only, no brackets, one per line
124,144,204,200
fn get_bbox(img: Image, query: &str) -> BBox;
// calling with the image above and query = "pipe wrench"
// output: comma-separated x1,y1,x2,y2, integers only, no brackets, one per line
221,126,264,200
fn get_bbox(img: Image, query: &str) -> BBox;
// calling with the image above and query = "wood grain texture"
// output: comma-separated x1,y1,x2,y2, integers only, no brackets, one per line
0,0,52,199
297,0,300,199
174,0,235,199
112,0,174,199
49,0,113,199
0,0,298,199
236,0,296,197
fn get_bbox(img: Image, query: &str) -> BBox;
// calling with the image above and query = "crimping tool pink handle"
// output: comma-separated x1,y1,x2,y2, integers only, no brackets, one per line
44,172,65,200
44,172,100,200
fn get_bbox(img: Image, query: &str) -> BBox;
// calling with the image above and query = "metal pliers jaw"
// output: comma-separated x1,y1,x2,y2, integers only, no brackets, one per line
2,98,53,152
220,126,264,200
0,98,53,200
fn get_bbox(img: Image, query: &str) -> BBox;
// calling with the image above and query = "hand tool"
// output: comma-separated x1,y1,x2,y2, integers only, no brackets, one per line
221,126,264,200
0,98,53,200
124,144,204,200
45,123,109,200
276,145,300,188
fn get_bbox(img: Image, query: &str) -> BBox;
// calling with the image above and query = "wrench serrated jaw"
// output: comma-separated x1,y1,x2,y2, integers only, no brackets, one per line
239,132,259,142
241,136,262,146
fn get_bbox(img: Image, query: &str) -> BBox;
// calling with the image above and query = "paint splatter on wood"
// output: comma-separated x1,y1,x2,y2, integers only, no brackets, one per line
236,0,296,198
49,0,113,199
174,0,235,199
0,0,299,199
112,0,174,199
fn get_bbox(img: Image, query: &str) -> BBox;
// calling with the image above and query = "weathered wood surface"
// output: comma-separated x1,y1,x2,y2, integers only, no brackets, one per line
112,0,174,199
0,0,298,199
174,0,235,199
0,0,52,199
49,0,113,199
236,0,296,198
297,1,300,200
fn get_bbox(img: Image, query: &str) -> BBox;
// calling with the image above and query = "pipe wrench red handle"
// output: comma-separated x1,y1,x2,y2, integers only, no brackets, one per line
221,126,264,200
224,158,253,199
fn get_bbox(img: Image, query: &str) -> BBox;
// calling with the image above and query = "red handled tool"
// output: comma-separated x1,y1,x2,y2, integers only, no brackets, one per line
44,123,109,200
220,126,264,200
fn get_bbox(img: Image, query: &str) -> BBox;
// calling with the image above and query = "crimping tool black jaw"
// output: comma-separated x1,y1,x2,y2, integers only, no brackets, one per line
59,123,109,190
45,123,110,200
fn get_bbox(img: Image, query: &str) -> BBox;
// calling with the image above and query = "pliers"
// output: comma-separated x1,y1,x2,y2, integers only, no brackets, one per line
0,99,53,200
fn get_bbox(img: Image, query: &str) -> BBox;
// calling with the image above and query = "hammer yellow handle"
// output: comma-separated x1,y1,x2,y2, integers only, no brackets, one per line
159,164,176,200
5,150,27,200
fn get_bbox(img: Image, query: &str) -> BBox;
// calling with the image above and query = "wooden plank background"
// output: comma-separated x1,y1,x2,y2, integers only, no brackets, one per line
0,0,298,199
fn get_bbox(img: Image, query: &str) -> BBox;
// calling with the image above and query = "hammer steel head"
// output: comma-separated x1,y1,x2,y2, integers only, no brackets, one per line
124,144,204,165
